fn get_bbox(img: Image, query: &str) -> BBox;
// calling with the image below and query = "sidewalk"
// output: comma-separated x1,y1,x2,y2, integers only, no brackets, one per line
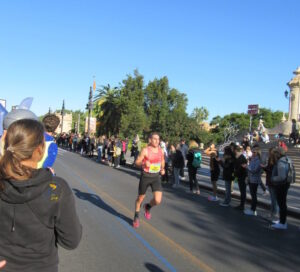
123,152,300,219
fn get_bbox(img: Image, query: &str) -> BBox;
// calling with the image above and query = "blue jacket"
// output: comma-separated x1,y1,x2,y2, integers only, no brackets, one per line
247,156,262,184
37,133,58,169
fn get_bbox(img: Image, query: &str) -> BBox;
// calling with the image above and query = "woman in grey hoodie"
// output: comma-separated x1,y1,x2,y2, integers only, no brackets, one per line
0,119,82,272
244,147,262,216
271,147,291,230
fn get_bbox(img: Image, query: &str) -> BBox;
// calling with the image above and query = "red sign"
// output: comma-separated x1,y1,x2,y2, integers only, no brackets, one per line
248,104,259,115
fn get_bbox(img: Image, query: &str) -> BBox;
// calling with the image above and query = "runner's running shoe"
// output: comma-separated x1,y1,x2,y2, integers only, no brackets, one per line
143,204,152,220
133,218,140,228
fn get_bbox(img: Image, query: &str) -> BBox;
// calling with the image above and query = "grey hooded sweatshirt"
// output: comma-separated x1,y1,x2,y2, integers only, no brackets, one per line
271,156,290,184
0,169,82,272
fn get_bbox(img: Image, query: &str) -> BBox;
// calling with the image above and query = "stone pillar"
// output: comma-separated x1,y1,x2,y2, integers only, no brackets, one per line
288,67,300,121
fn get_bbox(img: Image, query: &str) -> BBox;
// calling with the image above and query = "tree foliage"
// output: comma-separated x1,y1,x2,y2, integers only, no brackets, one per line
191,107,209,124
91,70,286,146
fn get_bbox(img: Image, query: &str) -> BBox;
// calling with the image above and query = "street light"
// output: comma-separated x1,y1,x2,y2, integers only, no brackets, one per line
61,100,65,134
284,90,294,120
87,87,93,136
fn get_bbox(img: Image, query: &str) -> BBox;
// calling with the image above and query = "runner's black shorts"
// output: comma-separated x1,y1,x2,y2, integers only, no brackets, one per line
138,171,162,195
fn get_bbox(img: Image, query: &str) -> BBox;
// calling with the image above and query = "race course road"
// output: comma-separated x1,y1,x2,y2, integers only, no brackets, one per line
55,149,300,272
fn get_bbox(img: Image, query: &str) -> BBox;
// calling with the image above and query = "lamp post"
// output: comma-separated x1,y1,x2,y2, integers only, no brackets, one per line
61,100,65,134
87,87,93,136
284,89,294,121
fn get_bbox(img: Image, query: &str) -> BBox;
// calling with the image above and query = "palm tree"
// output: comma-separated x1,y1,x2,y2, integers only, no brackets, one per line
94,84,121,136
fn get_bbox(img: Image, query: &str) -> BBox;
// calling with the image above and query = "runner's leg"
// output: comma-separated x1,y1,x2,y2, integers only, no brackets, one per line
149,191,163,207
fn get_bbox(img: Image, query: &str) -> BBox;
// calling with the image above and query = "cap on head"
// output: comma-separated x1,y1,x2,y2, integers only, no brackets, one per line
3,109,38,130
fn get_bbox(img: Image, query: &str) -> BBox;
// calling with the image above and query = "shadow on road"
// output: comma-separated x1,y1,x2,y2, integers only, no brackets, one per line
161,186,300,272
144,263,166,272
73,188,133,225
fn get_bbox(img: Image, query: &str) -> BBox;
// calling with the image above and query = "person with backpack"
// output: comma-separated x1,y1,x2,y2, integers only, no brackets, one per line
0,119,82,272
271,147,294,230
186,140,201,195
218,146,235,206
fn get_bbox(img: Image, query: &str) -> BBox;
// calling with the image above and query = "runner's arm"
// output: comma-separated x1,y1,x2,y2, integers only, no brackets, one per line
135,148,147,167
160,149,165,175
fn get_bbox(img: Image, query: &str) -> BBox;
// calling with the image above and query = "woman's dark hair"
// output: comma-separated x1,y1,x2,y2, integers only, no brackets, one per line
223,146,233,160
0,119,45,186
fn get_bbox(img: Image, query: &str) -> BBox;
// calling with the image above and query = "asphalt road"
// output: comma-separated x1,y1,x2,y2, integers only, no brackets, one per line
55,148,300,272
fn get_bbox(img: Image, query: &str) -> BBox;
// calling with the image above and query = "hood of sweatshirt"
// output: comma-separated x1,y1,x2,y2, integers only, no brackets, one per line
0,169,52,204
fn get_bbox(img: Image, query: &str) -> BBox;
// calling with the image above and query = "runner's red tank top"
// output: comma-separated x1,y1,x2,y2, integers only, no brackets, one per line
143,146,163,173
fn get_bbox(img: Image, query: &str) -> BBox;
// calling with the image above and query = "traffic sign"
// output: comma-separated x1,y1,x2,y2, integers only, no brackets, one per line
248,104,259,115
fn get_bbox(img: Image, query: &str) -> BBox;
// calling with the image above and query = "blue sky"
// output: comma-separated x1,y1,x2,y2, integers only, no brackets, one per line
0,0,299,120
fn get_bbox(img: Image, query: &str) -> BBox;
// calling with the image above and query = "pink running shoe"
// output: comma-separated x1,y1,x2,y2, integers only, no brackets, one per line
143,204,152,220
133,218,140,228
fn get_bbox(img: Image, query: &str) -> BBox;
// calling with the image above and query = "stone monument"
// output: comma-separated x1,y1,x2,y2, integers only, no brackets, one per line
55,112,73,134
267,67,300,135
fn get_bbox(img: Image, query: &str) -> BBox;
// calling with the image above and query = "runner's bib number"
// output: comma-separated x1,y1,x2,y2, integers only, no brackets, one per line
149,163,161,173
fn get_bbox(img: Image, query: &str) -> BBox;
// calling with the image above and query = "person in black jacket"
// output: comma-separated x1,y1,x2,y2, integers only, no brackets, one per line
205,143,220,201
218,146,235,206
186,140,201,195
172,144,185,188
234,145,248,210
0,119,82,272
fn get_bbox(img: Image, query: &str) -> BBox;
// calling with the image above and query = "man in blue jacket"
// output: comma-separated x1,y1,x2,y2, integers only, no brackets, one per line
37,114,60,170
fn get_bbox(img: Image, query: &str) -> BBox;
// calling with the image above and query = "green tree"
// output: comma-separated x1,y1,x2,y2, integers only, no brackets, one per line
119,70,147,137
71,110,85,134
144,77,170,137
94,84,122,136
191,107,209,124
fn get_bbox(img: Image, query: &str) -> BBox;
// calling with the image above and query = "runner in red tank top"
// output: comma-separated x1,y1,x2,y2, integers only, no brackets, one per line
132,132,165,228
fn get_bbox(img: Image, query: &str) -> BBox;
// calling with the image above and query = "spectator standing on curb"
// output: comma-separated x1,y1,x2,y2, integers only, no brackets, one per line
114,138,122,168
132,134,141,165
186,140,201,195
205,143,220,202
218,146,235,207
271,147,293,230
96,136,104,163
180,139,188,180
261,148,279,221
234,145,248,210
290,119,299,145
244,147,262,216
172,144,185,188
